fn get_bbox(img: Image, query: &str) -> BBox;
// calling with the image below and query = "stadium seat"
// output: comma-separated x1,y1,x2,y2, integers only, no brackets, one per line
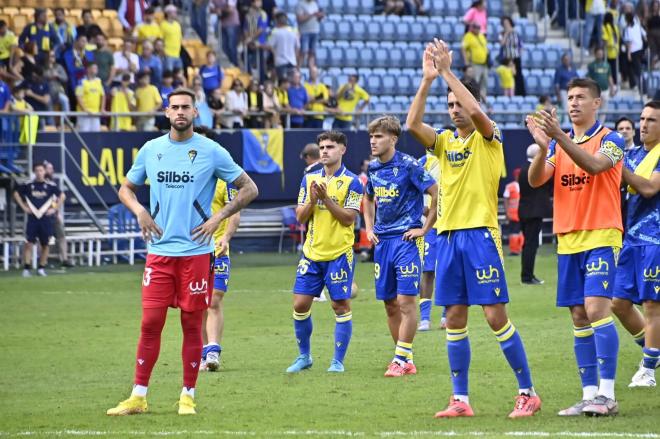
358,47,375,68
388,47,404,68
328,47,345,66
373,46,389,68
398,75,414,95
344,46,360,67
381,74,397,95
345,0,361,14
529,50,544,69
522,23,539,43
366,21,381,40
525,75,540,95
351,20,367,40
439,22,455,43
425,21,441,41
336,20,351,40
539,74,553,94
321,20,338,40
403,44,420,67
366,74,383,95
545,47,561,69
430,0,446,14
445,0,460,15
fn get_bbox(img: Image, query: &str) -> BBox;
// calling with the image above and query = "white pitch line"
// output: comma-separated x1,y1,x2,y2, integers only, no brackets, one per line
1,431,658,438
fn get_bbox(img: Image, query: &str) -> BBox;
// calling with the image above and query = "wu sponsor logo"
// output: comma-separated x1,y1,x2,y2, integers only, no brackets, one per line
215,261,229,275
400,263,419,277
330,268,348,283
476,265,500,284
189,279,208,295
643,266,660,280
586,257,609,275
297,259,311,275
188,149,197,164
602,281,609,290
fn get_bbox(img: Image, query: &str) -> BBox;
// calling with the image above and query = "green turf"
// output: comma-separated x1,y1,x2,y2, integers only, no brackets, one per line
0,249,658,439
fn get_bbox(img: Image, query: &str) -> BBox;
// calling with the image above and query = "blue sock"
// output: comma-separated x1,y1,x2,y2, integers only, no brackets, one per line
593,316,619,380
419,299,432,321
334,312,352,363
574,325,599,388
633,329,645,348
493,320,533,390
642,347,659,369
293,310,313,356
447,327,470,396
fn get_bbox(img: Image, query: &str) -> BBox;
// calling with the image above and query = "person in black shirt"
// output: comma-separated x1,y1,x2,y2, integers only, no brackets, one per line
13,163,62,277
519,143,552,285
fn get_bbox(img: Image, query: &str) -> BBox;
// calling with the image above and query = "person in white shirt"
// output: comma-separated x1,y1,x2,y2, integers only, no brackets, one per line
583,0,606,55
222,79,248,128
267,12,300,80
112,39,140,84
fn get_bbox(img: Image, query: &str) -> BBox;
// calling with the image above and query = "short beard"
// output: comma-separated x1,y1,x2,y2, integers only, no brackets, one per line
172,119,193,132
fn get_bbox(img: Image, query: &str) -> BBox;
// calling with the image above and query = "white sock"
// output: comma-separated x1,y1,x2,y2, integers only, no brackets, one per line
598,379,615,400
182,387,195,398
131,385,148,397
519,387,536,397
453,394,469,404
582,385,598,401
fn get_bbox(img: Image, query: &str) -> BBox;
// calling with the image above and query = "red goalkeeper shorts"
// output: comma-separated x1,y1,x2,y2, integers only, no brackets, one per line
141,253,214,312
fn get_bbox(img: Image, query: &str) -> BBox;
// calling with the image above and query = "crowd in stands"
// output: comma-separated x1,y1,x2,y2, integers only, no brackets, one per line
0,0,657,133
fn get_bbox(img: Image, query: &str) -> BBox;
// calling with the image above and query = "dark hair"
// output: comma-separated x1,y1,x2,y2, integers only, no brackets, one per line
33,163,45,171
501,57,512,65
85,61,97,69
501,16,515,27
448,77,481,101
604,12,615,26
34,8,46,19
33,66,44,77
54,7,64,14
75,33,87,41
615,116,635,130
194,125,217,139
539,95,551,104
145,7,155,14
167,88,196,104
136,71,150,81
162,70,173,78
367,115,402,137
121,73,131,81
317,130,348,146
275,12,288,22
81,9,92,17
644,100,660,110
567,77,601,98
0,20,6,28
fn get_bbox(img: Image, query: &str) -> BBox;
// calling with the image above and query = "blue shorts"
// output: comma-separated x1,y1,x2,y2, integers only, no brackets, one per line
557,247,618,307
423,229,437,273
293,250,354,301
435,227,509,306
213,255,231,292
614,245,660,304
300,33,318,53
374,235,423,301
26,216,53,246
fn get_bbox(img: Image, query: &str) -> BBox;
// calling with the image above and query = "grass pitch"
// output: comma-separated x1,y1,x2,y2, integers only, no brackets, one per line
0,248,658,438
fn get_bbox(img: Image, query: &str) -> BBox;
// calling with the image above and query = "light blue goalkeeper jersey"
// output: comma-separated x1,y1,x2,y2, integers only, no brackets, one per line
126,132,244,257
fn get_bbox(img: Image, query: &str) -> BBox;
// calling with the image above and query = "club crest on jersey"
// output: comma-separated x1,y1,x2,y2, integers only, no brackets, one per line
188,149,198,164
336,180,344,190
393,167,398,177
157,153,163,161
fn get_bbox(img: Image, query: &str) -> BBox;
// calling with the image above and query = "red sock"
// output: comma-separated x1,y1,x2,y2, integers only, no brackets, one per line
180,309,204,390
134,307,168,387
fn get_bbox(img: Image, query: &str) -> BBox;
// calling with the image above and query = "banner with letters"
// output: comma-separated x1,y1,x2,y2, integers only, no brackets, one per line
35,129,533,206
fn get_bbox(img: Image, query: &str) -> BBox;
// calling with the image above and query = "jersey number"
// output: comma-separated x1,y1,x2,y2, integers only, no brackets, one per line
143,267,153,286
374,263,380,280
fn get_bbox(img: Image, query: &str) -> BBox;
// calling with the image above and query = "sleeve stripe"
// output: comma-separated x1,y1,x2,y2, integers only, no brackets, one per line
545,159,556,167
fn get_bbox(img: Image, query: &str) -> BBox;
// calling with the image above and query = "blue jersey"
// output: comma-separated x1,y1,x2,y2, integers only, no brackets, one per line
623,146,660,246
18,180,60,218
366,150,435,237
126,132,244,257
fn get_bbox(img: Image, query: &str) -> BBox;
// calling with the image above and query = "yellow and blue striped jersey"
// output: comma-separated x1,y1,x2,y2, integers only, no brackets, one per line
428,124,504,232
298,165,364,261
211,179,238,254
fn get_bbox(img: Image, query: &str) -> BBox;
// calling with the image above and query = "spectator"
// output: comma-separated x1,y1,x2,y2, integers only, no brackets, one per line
602,12,620,84
191,0,209,44
76,10,102,42
462,22,489,101
553,53,579,121
199,51,224,97
518,143,551,285
24,67,50,126
244,0,270,81
295,0,323,69
13,163,61,277
94,34,116,88
608,0,621,22
159,70,175,107
190,78,212,128
0,76,9,112
334,74,369,130
499,16,526,96
587,47,616,122
496,58,516,97
621,9,646,90
134,70,162,131
112,39,140,84
43,161,72,267
134,7,162,55
646,0,660,67
275,76,291,125
615,116,637,150
139,40,163,87
287,69,309,128
110,73,136,131
160,5,183,71
18,9,58,63
172,67,188,88
503,168,523,256
245,79,264,128
75,62,104,132
208,87,226,128
268,12,300,80
222,79,248,128
44,51,70,113
0,20,18,69
300,142,322,173
304,65,328,128
62,35,95,95
582,0,606,55
20,42,38,82
536,94,554,112
11,84,32,113
618,1,634,84
262,79,282,128
215,0,241,66
53,8,76,58
463,0,488,34
118,0,150,34
375,0,405,15
153,38,167,67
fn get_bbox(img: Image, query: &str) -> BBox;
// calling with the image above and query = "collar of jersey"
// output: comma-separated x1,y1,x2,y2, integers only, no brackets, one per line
569,120,602,144
321,164,346,178
167,132,196,145
453,128,475,142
